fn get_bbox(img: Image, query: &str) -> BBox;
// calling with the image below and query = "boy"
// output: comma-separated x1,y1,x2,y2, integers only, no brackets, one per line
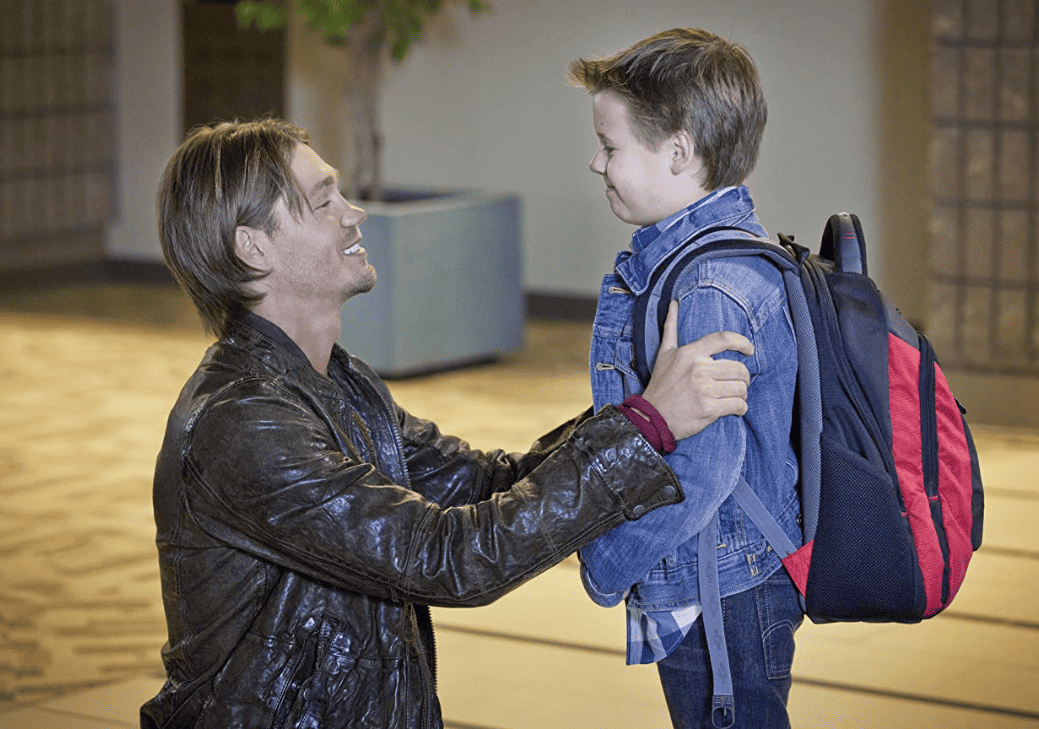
571,29,804,728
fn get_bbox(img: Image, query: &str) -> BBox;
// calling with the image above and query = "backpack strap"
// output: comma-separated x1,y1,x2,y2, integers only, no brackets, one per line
633,234,822,725
777,236,822,548
698,512,736,728
630,226,761,386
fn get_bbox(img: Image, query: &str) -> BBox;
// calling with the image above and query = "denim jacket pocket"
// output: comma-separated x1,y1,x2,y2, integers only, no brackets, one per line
629,556,702,612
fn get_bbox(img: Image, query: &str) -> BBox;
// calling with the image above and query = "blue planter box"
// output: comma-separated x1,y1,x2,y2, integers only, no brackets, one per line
337,191,524,378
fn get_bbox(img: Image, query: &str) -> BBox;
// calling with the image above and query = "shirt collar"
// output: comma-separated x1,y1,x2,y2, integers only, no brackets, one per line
615,185,765,293
630,187,739,254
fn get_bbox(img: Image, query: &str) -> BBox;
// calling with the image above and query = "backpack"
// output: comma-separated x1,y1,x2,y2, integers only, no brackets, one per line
632,213,984,726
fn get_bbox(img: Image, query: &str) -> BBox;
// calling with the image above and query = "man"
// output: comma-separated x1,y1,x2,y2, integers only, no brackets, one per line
142,118,754,728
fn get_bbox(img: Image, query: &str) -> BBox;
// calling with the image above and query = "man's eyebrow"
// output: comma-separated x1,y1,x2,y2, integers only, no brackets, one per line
309,173,338,198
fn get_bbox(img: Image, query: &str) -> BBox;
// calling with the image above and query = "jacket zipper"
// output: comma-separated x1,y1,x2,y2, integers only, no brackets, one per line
354,367,443,725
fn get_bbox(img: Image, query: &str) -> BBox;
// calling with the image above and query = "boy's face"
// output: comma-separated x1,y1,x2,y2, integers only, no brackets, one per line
588,90,687,227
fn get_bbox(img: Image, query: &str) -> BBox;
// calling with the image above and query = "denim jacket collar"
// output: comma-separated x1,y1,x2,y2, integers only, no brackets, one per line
615,185,767,295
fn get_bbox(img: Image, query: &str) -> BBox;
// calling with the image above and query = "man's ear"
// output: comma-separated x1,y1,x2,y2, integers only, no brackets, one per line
669,130,699,175
234,226,269,270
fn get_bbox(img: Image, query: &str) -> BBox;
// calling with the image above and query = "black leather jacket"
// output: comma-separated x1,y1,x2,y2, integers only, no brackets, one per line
141,314,683,728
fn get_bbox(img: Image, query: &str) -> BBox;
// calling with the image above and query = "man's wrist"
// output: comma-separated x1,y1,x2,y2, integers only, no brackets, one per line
618,395,677,454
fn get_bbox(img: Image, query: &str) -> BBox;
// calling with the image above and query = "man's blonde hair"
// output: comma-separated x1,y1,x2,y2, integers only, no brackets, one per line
157,119,310,336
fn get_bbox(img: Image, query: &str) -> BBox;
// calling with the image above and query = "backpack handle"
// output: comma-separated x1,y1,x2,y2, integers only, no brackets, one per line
820,212,867,276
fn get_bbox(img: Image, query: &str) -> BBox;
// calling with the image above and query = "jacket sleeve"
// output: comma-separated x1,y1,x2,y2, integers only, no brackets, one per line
181,387,683,608
578,283,760,606
395,404,603,508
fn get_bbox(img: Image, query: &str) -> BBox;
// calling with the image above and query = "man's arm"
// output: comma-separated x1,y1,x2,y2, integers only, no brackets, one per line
182,380,682,609
395,302,751,509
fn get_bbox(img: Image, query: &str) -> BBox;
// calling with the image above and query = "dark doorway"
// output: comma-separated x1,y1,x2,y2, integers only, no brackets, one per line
181,0,287,133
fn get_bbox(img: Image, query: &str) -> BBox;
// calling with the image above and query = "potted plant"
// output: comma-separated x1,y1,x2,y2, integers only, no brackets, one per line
235,0,523,377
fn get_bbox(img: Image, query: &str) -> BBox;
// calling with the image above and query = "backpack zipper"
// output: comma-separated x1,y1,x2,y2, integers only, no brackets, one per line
919,335,952,606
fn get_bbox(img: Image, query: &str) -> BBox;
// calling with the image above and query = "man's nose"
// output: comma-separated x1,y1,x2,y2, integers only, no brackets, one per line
343,202,367,227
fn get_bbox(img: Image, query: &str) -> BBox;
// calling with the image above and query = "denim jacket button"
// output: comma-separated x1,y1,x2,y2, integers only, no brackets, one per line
663,485,677,499
632,504,646,517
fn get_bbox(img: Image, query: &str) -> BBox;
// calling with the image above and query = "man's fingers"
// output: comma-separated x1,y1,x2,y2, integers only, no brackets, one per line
706,359,751,387
708,377,749,399
642,315,754,439
660,300,680,352
711,396,749,418
685,330,754,358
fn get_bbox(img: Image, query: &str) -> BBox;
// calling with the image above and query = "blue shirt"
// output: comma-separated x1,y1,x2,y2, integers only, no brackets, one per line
579,186,802,664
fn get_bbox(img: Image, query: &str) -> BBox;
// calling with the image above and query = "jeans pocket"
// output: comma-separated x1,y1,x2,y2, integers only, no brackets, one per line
757,572,803,680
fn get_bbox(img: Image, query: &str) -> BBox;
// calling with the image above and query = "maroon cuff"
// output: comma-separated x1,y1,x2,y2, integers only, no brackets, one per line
618,403,662,451
620,395,677,454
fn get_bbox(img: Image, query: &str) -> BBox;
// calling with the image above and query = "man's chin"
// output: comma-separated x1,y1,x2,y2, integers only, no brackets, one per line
362,267,377,292
344,269,377,301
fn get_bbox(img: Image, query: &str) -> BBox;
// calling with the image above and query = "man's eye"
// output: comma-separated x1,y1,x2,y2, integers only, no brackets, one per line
316,200,331,209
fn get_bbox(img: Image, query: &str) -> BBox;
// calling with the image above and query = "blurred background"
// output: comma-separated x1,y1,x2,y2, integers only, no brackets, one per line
4,0,1038,425
1,0,1038,727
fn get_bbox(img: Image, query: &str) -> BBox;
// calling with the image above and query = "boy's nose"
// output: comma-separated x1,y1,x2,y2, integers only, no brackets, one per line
589,150,606,175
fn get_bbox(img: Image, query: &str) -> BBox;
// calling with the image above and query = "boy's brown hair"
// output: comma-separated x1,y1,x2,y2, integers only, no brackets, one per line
157,119,310,336
568,28,767,191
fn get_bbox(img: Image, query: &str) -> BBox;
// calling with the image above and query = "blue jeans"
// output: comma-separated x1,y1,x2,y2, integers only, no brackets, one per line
656,571,803,729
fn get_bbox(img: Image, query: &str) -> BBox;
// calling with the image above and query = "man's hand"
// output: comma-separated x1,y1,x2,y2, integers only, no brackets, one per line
641,301,753,441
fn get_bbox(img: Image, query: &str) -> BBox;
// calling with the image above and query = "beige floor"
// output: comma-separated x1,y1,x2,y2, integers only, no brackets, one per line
0,282,1037,728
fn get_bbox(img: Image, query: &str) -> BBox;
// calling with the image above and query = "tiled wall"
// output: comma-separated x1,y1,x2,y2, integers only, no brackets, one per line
0,0,116,273
929,0,1039,375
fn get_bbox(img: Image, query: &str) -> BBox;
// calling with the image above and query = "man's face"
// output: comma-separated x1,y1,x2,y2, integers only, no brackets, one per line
261,144,375,309
588,90,682,227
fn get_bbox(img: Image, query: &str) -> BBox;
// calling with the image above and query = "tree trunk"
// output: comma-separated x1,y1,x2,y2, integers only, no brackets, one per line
345,23,383,201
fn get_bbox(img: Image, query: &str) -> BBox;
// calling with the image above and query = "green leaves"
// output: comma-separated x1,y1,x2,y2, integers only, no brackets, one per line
385,0,436,61
234,1,289,31
234,0,490,62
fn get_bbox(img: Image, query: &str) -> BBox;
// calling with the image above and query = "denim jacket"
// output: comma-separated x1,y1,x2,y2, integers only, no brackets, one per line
579,186,802,616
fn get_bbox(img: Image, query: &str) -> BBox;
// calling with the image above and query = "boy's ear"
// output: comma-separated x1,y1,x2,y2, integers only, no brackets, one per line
668,130,699,175
234,226,270,270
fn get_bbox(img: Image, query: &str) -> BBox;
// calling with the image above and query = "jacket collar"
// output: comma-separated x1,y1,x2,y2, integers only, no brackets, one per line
615,185,766,295
223,313,351,395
